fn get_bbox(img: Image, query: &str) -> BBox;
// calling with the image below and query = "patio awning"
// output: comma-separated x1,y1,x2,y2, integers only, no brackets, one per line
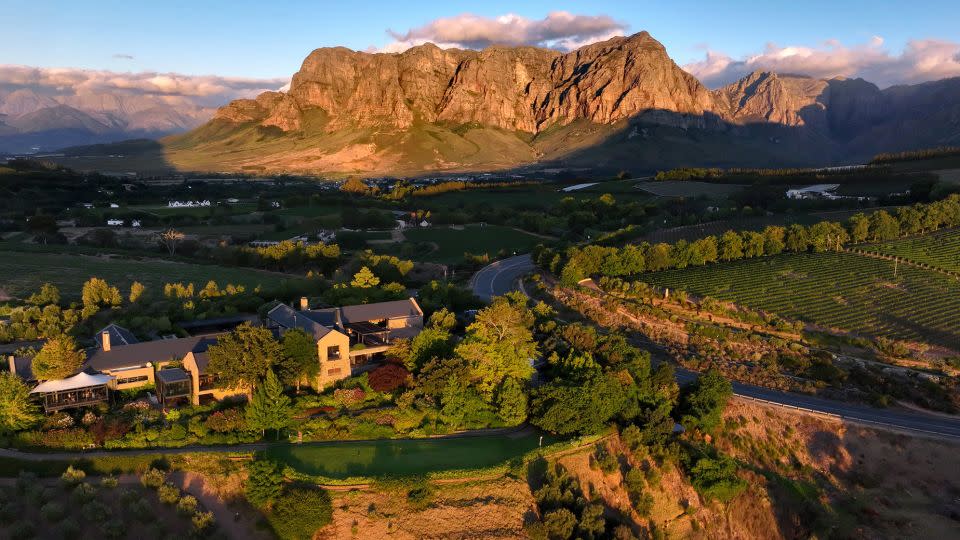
30,372,115,394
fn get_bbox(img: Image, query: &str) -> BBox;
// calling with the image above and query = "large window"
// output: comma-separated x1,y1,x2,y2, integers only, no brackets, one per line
327,345,341,360
116,375,149,386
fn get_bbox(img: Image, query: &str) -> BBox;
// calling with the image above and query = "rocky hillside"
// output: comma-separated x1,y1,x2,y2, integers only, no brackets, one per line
157,32,960,175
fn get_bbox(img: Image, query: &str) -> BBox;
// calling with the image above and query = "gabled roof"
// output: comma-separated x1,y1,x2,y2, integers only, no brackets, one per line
95,323,139,348
85,335,219,372
156,368,190,383
267,304,334,340
31,372,114,394
339,298,422,324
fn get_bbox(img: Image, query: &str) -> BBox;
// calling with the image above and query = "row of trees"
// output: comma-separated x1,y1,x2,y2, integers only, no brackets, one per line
540,195,960,282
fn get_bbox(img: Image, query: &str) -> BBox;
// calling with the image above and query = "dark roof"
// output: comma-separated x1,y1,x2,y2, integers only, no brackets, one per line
156,368,190,383
192,351,211,373
9,355,34,382
95,324,139,348
178,314,259,330
267,304,333,340
85,335,219,372
339,299,422,324
0,340,45,355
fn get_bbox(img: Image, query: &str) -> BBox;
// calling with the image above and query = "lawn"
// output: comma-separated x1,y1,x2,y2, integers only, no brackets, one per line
400,225,544,263
641,251,960,348
0,251,304,300
860,228,960,273
267,431,553,479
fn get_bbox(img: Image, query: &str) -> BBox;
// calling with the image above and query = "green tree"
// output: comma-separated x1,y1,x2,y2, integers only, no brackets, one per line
762,226,786,255
207,322,281,395
542,508,577,539
784,224,810,253
847,213,870,243
405,326,454,372
427,308,457,332
350,266,380,288
246,370,292,439
530,373,627,435
267,485,333,540
278,328,319,393
0,372,40,433
245,457,284,508
719,230,745,261
680,368,732,433
455,294,537,396
689,453,747,502
495,377,528,425
869,210,901,241
32,335,85,380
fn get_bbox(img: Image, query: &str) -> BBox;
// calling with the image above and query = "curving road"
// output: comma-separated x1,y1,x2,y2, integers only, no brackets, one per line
470,254,534,302
471,254,960,440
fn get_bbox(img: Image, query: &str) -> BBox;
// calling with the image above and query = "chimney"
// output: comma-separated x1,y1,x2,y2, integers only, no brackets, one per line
7,355,14,375
299,297,309,311
101,330,111,352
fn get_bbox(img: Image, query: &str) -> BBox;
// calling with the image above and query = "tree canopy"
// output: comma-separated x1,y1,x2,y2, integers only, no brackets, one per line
32,335,85,380
207,322,281,394
0,372,40,433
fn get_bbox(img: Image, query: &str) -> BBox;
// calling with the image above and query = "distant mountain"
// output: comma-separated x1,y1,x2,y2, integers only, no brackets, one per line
84,32,960,174
0,88,213,153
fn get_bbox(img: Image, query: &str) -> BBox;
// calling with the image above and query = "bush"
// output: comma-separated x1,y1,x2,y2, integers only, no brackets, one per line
60,464,86,486
40,501,66,522
624,468,653,515
177,494,199,516
82,500,111,521
592,443,619,474
192,510,216,535
128,498,154,523
9,520,35,540
245,458,283,508
140,467,166,488
72,482,97,504
14,471,36,494
158,482,181,504
688,454,747,503
101,518,126,539
406,483,435,510
268,485,333,540
543,508,577,539
204,408,247,433
100,475,119,488
367,363,411,393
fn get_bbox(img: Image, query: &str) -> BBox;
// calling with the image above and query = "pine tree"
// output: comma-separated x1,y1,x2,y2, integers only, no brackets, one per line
244,457,283,508
246,370,292,440
32,335,85,380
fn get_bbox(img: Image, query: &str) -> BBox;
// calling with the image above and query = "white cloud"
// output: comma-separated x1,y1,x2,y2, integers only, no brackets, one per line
112,54,134,60
684,37,960,88
381,11,627,52
0,64,287,107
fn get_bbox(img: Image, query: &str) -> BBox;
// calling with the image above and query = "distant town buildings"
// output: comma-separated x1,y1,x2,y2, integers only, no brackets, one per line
168,200,211,208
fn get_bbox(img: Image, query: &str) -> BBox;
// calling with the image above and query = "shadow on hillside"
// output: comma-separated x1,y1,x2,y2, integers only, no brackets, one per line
53,138,179,176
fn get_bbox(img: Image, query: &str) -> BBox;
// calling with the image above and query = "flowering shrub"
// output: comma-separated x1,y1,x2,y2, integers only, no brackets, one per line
204,408,247,433
333,387,366,406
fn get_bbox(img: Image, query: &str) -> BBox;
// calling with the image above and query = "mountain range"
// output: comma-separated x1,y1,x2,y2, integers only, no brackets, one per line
0,87,213,153
52,32,960,174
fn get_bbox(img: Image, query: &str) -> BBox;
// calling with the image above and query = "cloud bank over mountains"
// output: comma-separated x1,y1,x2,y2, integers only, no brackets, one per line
0,65,288,108
381,11,628,52
684,37,960,88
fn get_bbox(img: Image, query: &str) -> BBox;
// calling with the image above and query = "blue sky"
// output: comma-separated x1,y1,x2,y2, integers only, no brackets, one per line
3,0,958,79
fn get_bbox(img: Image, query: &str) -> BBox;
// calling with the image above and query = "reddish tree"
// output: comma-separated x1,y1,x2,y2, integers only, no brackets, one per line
368,364,411,393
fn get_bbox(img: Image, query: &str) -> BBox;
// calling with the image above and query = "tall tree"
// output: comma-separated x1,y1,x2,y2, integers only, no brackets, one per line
207,323,281,396
246,370,292,440
278,328,319,393
81,277,121,317
32,335,85,380
350,266,380,288
128,281,146,303
680,368,733,434
455,294,537,396
0,372,40,433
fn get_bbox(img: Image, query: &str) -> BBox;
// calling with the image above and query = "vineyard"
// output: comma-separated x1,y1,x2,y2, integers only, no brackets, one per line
641,252,960,349
859,228,960,273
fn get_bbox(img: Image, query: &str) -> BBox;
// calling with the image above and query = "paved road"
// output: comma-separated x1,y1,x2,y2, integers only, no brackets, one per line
471,254,960,440
470,254,534,301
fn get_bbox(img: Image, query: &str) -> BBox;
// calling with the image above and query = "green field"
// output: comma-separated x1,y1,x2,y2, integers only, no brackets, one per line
860,228,960,273
267,431,553,479
641,252,960,348
0,251,303,299
635,180,746,198
401,225,544,263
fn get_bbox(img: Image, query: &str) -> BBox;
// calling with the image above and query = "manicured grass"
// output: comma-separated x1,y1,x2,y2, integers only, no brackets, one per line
0,251,303,299
401,225,543,263
267,431,553,479
641,252,960,348
860,228,960,273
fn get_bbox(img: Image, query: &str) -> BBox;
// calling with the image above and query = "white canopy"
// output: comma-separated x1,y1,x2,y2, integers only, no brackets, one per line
30,372,115,394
